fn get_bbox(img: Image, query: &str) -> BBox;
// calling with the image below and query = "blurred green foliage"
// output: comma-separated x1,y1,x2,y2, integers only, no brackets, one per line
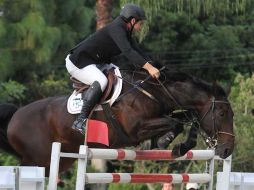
0,80,26,103
1,1,254,189
229,73,254,172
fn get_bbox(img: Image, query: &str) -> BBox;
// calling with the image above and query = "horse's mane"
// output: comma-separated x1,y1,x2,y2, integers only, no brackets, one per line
163,70,227,98
120,69,227,98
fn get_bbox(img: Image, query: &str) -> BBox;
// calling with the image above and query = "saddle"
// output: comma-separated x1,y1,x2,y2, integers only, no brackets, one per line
70,68,117,102
68,67,130,145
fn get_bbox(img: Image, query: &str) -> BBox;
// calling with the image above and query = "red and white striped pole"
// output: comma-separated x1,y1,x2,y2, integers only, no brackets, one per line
85,173,211,184
88,149,215,161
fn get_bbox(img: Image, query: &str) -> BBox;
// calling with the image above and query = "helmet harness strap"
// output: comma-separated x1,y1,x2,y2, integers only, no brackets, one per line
128,18,138,36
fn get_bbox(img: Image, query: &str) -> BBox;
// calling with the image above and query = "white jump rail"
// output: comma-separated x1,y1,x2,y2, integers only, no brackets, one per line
48,142,216,190
217,172,254,190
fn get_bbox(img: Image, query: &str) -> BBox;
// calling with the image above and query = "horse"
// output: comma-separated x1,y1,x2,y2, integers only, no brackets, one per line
0,69,235,176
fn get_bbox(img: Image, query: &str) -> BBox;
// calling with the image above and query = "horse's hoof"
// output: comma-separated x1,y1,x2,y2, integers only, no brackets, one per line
172,143,182,158
157,139,169,149
172,143,189,158
157,132,175,149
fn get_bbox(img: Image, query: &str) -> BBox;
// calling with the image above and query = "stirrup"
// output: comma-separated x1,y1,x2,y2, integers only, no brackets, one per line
72,118,87,135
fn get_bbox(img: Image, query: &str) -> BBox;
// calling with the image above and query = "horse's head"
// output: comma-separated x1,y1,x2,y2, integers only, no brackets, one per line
197,83,234,159
161,71,234,159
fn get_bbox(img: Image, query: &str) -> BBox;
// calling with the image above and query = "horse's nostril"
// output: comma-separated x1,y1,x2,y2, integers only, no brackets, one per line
224,148,229,157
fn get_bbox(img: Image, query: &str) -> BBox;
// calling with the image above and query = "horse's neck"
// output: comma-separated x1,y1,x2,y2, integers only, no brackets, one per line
168,80,210,110
120,71,210,111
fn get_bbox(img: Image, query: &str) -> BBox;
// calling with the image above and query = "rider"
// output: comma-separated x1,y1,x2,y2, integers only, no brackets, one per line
65,3,161,134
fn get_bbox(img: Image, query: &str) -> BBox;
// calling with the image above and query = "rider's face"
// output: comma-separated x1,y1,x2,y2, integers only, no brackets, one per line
130,19,145,33
134,20,144,32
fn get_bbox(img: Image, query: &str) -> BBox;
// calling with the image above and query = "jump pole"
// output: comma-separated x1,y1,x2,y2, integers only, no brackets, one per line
47,142,215,190
85,173,211,184
75,144,215,190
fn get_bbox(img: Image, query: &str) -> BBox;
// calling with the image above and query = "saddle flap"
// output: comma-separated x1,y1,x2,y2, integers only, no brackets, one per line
100,68,117,102
67,64,122,114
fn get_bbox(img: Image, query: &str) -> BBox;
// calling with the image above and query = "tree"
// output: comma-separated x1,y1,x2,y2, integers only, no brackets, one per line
0,0,95,101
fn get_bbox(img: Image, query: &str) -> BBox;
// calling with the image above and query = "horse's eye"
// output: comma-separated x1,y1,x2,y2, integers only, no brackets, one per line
219,111,225,117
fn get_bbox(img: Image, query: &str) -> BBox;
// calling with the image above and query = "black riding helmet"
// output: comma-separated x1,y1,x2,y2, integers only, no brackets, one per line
120,3,146,22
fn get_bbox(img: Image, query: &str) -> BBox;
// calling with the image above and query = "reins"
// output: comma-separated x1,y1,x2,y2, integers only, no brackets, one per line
115,67,166,103
115,75,159,103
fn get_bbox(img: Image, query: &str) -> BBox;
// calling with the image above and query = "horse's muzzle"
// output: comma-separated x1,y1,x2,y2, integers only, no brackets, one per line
215,139,235,159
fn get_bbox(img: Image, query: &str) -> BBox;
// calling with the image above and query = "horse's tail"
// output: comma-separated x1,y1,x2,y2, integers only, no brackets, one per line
0,103,19,156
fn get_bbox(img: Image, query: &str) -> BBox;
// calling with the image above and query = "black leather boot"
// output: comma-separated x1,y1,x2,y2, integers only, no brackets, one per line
72,81,102,134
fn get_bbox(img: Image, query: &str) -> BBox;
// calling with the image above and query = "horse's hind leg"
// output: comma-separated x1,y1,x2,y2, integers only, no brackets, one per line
20,154,76,179
8,125,52,175
16,147,52,175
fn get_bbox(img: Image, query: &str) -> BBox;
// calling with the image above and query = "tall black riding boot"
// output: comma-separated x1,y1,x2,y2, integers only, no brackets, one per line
72,81,102,134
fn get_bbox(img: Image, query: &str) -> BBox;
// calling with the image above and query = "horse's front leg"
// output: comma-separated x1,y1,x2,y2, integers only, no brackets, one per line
136,117,183,148
172,123,198,158
156,124,184,149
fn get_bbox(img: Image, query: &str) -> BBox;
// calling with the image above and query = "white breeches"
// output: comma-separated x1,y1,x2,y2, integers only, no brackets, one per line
65,55,108,91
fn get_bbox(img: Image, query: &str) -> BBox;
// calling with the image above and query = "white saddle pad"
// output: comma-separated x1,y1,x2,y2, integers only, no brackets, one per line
67,64,122,114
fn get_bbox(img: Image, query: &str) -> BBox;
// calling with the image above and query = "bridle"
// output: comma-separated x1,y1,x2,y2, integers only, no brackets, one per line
196,97,235,148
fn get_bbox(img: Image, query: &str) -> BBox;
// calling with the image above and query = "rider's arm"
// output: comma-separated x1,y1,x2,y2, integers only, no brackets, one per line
131,37,152,63
143,62,160,79
109,25,148,67
109,24,160,78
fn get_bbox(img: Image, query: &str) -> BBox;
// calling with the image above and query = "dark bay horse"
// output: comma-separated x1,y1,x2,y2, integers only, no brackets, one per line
0,70,235,176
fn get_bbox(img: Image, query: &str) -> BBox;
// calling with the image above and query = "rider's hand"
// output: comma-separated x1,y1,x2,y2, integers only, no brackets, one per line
143,62,160,79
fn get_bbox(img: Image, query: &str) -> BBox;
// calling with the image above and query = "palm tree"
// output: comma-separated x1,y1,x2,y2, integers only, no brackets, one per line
95,0,250,31
96,0,113,30
120,0,251,17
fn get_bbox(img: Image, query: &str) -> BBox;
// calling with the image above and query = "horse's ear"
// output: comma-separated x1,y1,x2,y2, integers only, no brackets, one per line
212,81,218,93
223,84,231,97
212,81,230,97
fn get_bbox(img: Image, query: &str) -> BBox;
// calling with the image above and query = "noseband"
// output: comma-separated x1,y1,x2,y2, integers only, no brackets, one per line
199,97,235,148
